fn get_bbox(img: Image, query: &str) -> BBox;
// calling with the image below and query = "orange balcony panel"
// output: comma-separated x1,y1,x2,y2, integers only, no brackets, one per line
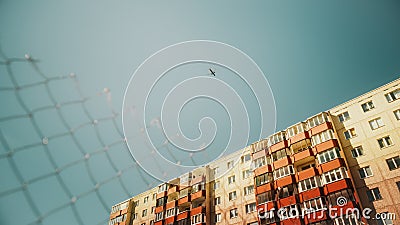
178,195,190,205
157,191,167,199
269,140,288,153
120,208,128,214
297,167,319,182
278,195,297,208
165,215,176,224
257,202,276,212
154,221,163,225
304,210,328,224
289,131,310,145
190,206,205,216
323,178,352,195
330,201,358,217
119,221,126,225
254,165,272,176
252,149,267,159
155,205,165,214
166,200,177,209
314,139,339,154
177,211,189,221
109,211,120,219
256,183,273,195
168,186,179,195
275,175,295,188
273,156,291,170
281,217,302,225
310,122,332,136
191,190,206,201
318,158,346,174
191,175,205,185
292,148,314,162
299,187,323,202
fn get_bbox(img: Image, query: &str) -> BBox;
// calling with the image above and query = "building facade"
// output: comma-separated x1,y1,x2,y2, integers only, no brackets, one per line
109,79,400,225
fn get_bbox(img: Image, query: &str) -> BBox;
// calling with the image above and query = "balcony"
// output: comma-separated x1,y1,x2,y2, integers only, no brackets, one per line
275,175,295,188
273,156,292,170
277,195,297,208
256,183,273,195
252,148,268,159
304,210,328,224
175,211,188,222
190,175,205,185
269,140,288,153
254,164,272,176
297,167,319,182
292,147,314,162
299,187,323,202
165,215,176,224
166,200,178,209
330,201,358,217
154,221,163,225
309,122,332,136
280,217,302,225
156,191,168,199
323,178,352,195
191,190,206,201
168,185,179,195
318,158,346,174
289,131,310,145
313,139,339,154
178,195,191,205
155,205,165,214
190,205,205,216
257,201,276,213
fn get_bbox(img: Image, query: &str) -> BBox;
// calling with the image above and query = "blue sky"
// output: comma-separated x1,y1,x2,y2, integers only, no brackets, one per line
1,1,400,225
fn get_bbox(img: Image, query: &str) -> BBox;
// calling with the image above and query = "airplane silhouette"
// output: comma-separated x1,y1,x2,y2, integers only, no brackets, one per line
209,68,216,76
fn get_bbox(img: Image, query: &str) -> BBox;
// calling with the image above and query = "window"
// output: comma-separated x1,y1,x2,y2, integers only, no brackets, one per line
192,214,205,224
242,169,252,179
244,185,254,195
152,193,157,200
369,117,385,130
229,208,238,219
334,215,360,225
213,167,219,175
386,156,400,170
214,181,220,190
274,165,294,180
272,148,291,161
252,157,266,169
317,147,340,164
311,129,335,146
378,136,393,148
257,191,274,204
308,113,329,128
255,173,272,186
144,196,149,204
338,111,350,122
344,128,357,140
366,188,382,202
280,204,299,220
109,214,127,225
228,175,235,184
303,197,324,212
227,160,234,169
359,166,373,179
134,200,140,207
351,146,364,158
151,206,155,214
385,89,400,102
156,197,167,207
394,109,400,120
322,167,348,184
228,191,237,201
215,197,221,205
166,208,175,218
279,184,296,198
141,223,146,225
397,181,400,192
298,177,321,192
215,213,222,223
268,132,286,146
133,213,138,220
155,212,164,221
150,220,154,225
361,101,375,112
142,209,148,217
245,202,256,213
192,182,205,193
327,189,355,206
287,123,306,137
241,154,251,163
158,183,168,193
376,212,394,225
111,201,129,213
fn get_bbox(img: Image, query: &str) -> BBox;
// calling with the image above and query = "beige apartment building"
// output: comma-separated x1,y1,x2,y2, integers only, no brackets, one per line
109,78,400,225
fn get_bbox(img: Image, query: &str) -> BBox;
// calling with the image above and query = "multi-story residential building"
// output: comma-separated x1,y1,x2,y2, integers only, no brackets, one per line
109,79,400,225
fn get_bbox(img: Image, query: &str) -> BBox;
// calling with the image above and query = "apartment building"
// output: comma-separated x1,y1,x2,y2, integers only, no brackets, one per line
109,78,400,225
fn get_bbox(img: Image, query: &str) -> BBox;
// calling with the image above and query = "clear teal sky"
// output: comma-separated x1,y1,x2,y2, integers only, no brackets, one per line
1,1,400,225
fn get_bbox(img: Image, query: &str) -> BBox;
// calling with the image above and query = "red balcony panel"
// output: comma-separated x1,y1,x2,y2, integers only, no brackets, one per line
166,200,177,209
190,206,205,216
178,195,190,205
289,131,310,145
281,217,302,225
109,211,120,219
323,178,352,195
313,139,339,154
310,122,332,136
275,175,295,188
253,149,267,159
318,158,346,174
304,210,328,224
154,221,163,225
269,140,288,153
297,167,319,182
256,183,273,195
292,148,314,162
177,211,189,221
273,156,292,170
155,205,165,214
157,191,167,199
168,186,179,195
299,187,323,202
257,202,276,212
278,195,297,208
165,215,176,224
119,221,126,225
191,190,206,201
330,201,358,217
254,165,272,176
